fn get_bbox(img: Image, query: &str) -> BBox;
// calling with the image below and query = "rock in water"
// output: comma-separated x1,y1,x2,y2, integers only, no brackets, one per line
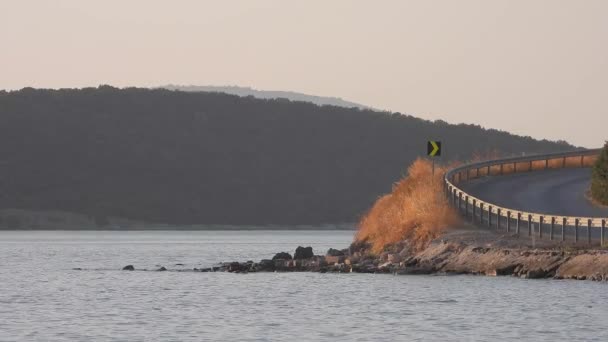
257,259,275,271
157,266,167,272
122,265,135,271
294,246,314,259
228,262,243,272
326,248,345,257
272,252,293,260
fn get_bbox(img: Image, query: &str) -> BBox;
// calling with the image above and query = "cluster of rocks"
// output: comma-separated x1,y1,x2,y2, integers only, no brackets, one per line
119,245,391,274
216,246,363,274
209,243,423,274
118,236,608,281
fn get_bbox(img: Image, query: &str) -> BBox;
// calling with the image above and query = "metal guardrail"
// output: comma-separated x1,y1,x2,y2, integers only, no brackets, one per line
443,148,607,245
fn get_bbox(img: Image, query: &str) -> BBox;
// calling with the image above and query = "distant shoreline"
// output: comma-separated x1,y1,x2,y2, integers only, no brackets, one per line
0,226,357,231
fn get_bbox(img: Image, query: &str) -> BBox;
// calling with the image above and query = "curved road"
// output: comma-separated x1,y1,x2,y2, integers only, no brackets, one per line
459,168,608,218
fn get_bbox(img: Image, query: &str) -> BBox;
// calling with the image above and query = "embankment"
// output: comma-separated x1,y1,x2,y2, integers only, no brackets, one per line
117,226,608,281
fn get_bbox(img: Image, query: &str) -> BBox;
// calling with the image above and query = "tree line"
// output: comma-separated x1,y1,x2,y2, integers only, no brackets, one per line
0,86,576,227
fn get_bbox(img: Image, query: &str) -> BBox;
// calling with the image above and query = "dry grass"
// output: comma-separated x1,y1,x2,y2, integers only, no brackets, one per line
355,158,460,254
465,155,595,179
470,149,504,163
545,156,595,169
354,153,597,254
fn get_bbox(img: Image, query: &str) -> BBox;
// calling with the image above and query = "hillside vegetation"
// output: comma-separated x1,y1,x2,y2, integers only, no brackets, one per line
591,142,608,205
0,86,575,227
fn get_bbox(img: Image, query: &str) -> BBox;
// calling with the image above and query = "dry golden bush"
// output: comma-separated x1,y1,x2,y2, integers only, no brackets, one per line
355,158,460,254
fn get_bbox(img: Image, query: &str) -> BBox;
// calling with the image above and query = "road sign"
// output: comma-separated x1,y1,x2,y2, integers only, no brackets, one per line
427,141,441,157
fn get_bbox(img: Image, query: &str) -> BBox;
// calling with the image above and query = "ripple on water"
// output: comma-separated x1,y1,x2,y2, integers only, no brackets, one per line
1,230,608,342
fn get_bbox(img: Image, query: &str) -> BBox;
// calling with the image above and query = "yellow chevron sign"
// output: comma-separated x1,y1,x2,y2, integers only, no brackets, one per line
427,141,441,157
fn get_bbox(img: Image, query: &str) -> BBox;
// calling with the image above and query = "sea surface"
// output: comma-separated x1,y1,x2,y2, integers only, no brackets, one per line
1,230,607,342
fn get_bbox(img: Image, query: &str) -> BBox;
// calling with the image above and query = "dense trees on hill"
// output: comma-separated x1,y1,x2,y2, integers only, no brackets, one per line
0,86,575,226
591,142,608,205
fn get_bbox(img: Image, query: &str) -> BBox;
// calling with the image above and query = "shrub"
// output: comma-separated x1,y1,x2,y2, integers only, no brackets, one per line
355,158,460,253
591,142,608,205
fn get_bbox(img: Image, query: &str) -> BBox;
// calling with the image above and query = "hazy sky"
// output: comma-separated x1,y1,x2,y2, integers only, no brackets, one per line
1,1,606,147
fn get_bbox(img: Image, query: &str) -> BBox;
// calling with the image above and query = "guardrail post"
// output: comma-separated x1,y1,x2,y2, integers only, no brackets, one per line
507,211,511,232
545,159,549,169
480,203,484,225
575,219,579,243
562,218,566,241
500,164,504,175
476,168,479,178
513,162,517,173
472,200,476,223
602,219,606,247
516,213,521,235
458,192,462,212
581,155,585,167
587,219,592,245
486,165,490,176
539,216,543,238
528,160,532,171
497,208,501,229
453,189,457,207
562,157,566,168
550,217,555,240
488,206,492,228
465,196,469,219
528,215,532,236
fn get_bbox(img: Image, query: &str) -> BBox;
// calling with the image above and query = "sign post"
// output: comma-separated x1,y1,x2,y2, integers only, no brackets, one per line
427,140,442,177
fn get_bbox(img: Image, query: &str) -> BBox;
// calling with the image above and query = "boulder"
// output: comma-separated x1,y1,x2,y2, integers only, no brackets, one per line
326,248,345,257
228,262,243,272
294,246,314,259
387,254,401,263
257,259,275,271
495,264,519,276
527,269,549,279
122,265,135,271
274,259,296,269
272,252,293,260
157,266,167,272
379,261,392,269
325,255,345,265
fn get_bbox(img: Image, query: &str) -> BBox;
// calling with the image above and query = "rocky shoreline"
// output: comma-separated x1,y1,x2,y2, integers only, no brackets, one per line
118,228,608,282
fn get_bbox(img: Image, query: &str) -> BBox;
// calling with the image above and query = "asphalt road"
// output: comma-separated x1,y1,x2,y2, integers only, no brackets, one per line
459,168,608,218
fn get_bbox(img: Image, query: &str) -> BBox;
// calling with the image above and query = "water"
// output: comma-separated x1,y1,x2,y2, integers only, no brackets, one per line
1,230,607,342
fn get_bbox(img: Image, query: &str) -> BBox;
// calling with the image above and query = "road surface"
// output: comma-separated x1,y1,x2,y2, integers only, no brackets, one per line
459,168,608,218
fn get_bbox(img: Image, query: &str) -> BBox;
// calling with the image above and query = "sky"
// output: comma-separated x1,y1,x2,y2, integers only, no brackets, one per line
1,0,606,148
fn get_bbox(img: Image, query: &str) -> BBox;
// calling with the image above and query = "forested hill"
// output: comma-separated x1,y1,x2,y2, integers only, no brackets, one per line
0,86,575,227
